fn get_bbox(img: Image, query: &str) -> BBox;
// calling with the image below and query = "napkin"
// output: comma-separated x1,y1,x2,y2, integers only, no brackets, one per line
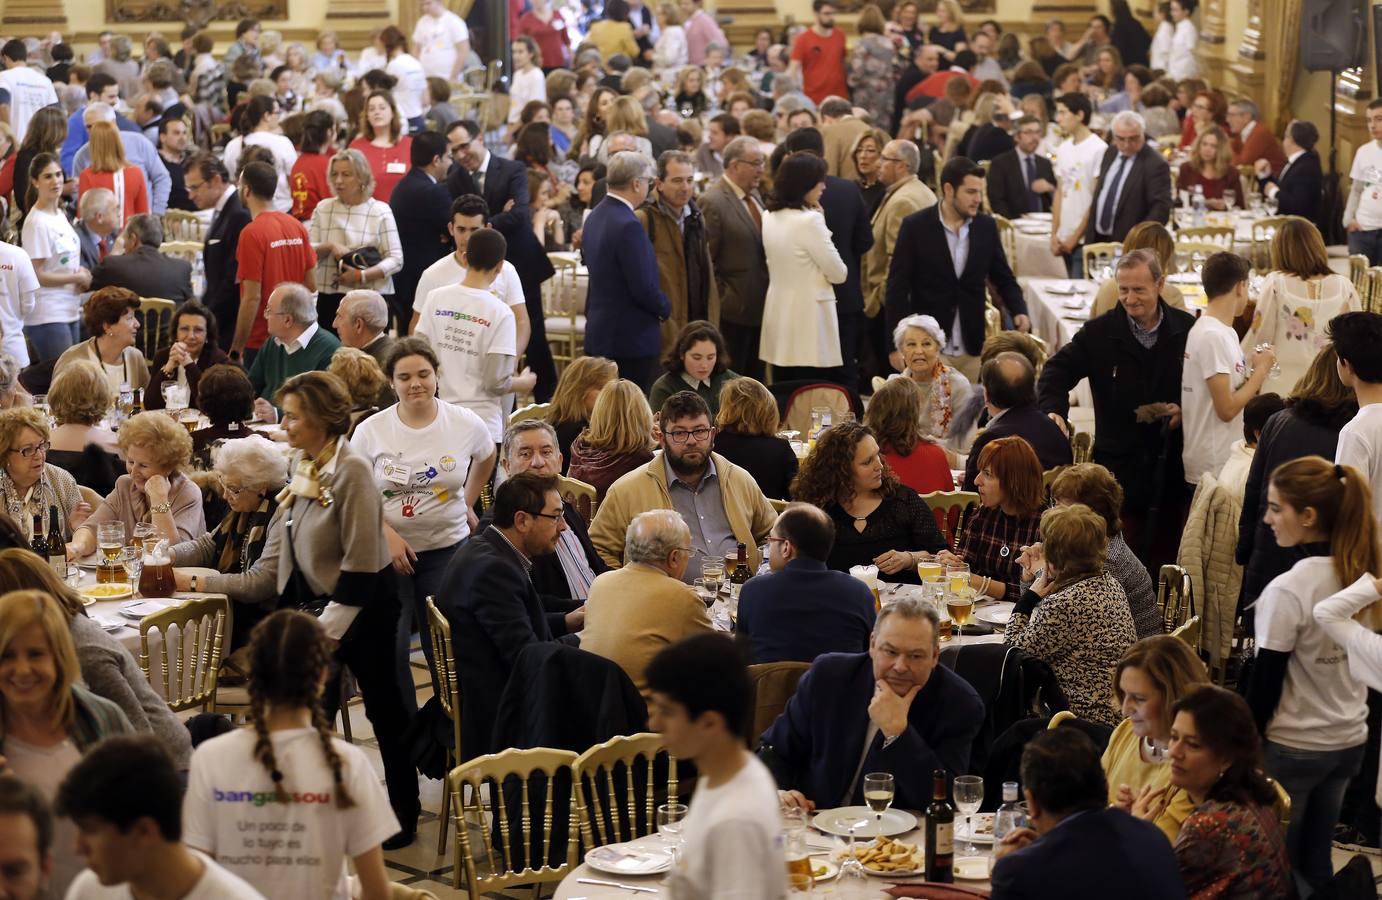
886,884,991,898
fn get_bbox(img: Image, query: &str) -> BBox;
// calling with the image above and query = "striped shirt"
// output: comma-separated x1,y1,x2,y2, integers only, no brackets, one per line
553,515,596,600
307,197,404,294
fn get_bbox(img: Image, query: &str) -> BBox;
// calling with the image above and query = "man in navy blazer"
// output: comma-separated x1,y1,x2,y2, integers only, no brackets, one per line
885,156,1028,382
737,504,876,664
580,151,672,391
185,153,252,352
989,729,1186,900
963,352,1073,489
760,598,984,812
445,118,530,241
1256,120,1323,228
390,131,454,335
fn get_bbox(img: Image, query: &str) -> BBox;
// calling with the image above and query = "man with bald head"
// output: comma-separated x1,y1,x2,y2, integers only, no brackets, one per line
962,351,1073,489
736,502,877,664
580,509,713,699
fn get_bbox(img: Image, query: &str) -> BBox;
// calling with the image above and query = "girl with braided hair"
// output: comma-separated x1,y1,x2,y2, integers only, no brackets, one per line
181,610,397,900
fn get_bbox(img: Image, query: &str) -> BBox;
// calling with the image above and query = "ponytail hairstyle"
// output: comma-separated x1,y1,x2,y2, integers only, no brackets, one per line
1269,455,1382,627
246,610,357,809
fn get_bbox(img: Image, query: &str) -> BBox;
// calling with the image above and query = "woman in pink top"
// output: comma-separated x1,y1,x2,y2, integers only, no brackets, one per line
347,90,413,201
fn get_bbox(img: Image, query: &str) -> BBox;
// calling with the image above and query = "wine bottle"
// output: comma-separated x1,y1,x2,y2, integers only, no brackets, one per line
130,387,144,415
29,513,45,558
924,769,954,883
729,542,751,598
47,506,66,579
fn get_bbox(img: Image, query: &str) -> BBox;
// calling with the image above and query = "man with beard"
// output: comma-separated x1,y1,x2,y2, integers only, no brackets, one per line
589,391,776,580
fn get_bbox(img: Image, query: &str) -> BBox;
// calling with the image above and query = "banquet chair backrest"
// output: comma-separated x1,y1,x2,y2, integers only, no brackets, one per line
161,210,205,244
1157,564,1195,633
1071,431,1093,464
921,490,980,551
993,214,1017,275
1176,225,1235,247
1249,215,1300,273
543,254,584,372
77,485,102,511
1365,268,1382,314
1349,253,1370,295
748,661,811,741
425,597,463,761
768,497,788,514
1081,242,1122,280
138,594,228,713
780,383,852,437
448,747,579,898
558,474,597,525
510,402,552,426
572,732,679,849
1170,614,1202,649
138,297,177,360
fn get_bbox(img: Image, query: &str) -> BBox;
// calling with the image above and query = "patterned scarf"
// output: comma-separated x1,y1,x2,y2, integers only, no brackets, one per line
925,362,955,437
0,468,61,539
275,439,340,509
212,496,275,573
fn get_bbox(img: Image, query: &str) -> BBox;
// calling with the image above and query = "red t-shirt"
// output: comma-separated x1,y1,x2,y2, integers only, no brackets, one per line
290,152,331,221
236,211,315,349
518,9,571,69
348,136,414,201
906,69,979,103
790,28,848,105
884,443,955,496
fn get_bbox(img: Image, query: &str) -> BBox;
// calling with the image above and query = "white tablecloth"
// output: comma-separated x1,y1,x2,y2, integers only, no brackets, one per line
1011,221,1068,279
1023,277,1095,411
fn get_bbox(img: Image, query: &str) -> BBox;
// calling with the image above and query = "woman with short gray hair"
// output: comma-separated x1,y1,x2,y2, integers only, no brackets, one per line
308,147,403,334
889,313,972,442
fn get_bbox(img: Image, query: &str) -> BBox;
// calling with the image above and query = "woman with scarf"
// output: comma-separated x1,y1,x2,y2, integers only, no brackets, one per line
169,435,288,649
569,379,657,502
0,407,89,543
888,314,972,446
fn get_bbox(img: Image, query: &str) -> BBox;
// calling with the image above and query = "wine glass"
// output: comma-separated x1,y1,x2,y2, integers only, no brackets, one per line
1253,342,1283,379
836,821,870,896
1223,188,1236,210
1265,195,1279,216
656,802,688,862
953,775,984,857
121,545,143,597
863,772,895,839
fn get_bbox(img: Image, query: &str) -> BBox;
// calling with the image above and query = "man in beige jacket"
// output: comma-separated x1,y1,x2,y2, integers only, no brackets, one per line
581,509,714,699
863,140,936,374
820,96,871,181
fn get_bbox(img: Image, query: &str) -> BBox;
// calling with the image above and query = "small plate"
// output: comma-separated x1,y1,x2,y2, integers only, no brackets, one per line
79,583,132,603
119,599,166,620
956,812,997,844
1044,282,1087,295
974,603,1015,628
805,857,839,882
955,857,990,880
844,838,925,878
1025,212,1053,222
75,554,104,569
812,807,917,838
585,841,672,876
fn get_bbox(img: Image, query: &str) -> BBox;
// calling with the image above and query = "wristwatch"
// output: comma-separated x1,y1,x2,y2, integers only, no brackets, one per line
150,501,172,514
190,574,198,592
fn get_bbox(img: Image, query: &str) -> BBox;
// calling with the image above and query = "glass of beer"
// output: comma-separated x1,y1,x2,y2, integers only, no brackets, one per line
917,558,943,581
96,523,125,584
700,556,724,596
947,591,976,634
937,615,954,641
178,408,201,434
946,563,971,595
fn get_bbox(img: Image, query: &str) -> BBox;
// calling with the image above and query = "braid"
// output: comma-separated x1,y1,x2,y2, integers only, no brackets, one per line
311,703,357,809
248,689,290,802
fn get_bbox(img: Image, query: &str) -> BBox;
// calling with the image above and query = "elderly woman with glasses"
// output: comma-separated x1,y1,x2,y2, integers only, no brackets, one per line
0,407,88,542
308,147,404,338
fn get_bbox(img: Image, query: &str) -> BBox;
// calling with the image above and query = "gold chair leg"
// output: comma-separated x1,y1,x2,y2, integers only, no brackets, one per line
437,762,452,856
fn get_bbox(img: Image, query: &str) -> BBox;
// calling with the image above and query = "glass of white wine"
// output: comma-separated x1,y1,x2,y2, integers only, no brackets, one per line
953,775,984,857
700,555,725,596
863,772,895,840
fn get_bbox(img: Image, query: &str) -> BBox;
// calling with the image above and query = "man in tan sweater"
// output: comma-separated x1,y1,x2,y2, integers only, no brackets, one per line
581,509,714,699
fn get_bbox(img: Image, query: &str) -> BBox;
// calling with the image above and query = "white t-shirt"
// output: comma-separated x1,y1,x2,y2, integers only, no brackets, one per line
64,850,265,899
223,132,299,214
415,283,516,441
0,65,59,145
1353,141,1382,231
1181,315,1246,484
413,252,524,314
1336,404,1382,525
386,54,429,121
1255,555,1368,752
182,728,399,900
0,239,39,365
1054,132,1108,243
667,754,786,900
508,67,547,123
351,401,494,551
22,206,82,326
413,10,470,79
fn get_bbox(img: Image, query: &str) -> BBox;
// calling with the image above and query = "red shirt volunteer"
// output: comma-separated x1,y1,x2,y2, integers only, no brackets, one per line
236,211,316,349
791,28,848,105
290,151,332,221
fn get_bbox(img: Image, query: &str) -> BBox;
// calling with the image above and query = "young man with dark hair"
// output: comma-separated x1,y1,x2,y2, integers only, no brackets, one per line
646,634,786,900
788,0,848,105
1049,91,1106,277
0,37,57,145
58,736,262,899
1181,252,1275,485
0,775,52,900
1332,311,1382,524
389,128,454,332
232,159,316,361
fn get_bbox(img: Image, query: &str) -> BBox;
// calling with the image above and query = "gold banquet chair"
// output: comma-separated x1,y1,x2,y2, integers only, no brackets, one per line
425,597,466,864
994,214,1017,275
1072,431,1093,464
161,209,205,244
573,733,679,849
922,489,980,551
137,595,228,712
1081,242,1122,280
448,747,579,899
509,402,551,426
1349,253,1370,295
1157,564,1196,633
1367,268,1382,314
1249,215,1300,274
543,254,585,371
138,297,177,360
558,474,597,525
1176,225,1235,248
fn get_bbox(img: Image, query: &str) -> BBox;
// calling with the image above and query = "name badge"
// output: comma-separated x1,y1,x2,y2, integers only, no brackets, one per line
381,459,411,485
386,161,407,175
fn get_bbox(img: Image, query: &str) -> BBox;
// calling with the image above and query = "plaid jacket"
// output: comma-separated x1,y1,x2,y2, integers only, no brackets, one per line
958,505,1043,603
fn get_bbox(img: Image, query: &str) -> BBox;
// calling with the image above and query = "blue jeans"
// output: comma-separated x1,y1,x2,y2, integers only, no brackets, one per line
393,541,460,712
1348,229,1382,265
25,321,80,362
1264,739,1366,895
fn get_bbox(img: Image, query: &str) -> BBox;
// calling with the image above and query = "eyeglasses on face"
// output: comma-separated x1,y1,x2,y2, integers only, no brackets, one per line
10,441,49,458
529,510,564,521
665,427,713,443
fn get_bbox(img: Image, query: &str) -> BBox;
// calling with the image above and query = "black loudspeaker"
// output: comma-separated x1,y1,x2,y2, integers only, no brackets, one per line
1301,0,1367,71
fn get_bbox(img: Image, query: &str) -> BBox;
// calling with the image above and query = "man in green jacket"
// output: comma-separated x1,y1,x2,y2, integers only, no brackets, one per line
248,282,340,418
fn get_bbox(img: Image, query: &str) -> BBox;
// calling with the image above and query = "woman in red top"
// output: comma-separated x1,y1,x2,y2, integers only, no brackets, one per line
347,91,413,201
77,121,148,227
290,110,335,220
863,377,954,496
1179,88,1225,149
1176,124,1241,208
519,0,571,71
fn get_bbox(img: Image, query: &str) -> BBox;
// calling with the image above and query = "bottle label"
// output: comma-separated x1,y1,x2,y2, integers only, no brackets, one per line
933,821,953,856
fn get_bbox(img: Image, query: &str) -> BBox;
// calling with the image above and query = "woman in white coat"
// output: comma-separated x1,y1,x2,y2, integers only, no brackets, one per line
1150,5,1173,72
1166,0,1199,79
759,153,847,383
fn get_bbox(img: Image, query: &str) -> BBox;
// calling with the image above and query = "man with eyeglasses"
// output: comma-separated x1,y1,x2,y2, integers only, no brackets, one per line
987,116,1055,221
184,154,251,352
590,391,776,580
863,139,934,377
701,136,769,380
760,598,984,814
1089,110,1172,244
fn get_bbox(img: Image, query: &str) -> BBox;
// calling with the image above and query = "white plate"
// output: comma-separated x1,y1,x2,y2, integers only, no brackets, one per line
956,812,997,844
1024,212,1053,222
955,856,990,880
78,583,132,603
119,599,167,620
812,807,917,838
805,857,839,882
75,554,103,569
1045,282,1088,295
585,841,672,876
974,603,1015,628
1016,224,1049,235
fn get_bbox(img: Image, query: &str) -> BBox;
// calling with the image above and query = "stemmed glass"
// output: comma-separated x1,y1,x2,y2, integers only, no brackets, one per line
656,802,687,863
1265,195,1279,216
953,775,984,858
863,772,895,839
121,546,143,596
1223,188,1237,211
836,821,870,896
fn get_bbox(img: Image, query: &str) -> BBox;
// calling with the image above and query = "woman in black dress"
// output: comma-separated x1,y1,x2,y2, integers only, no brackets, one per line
712,377,797,502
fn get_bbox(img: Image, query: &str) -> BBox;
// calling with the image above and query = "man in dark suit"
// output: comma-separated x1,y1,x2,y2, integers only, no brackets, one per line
389,130,453,337
986,116,1055,220
581,151,672,391
701,136,770,381
89,214,192,302
333,290,396,406
1088,110,1173,243
446,118,530,241
74,187,120,273
438,472,583,760
783,127,873,392
761,598,984,812
989,729,1187,900
185,153,251,352
737,504,876,664
963,352,1072,489
885,156,1029,382
1256,119,1324,227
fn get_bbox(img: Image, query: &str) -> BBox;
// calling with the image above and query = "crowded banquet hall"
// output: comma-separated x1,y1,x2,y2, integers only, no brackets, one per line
3,0,1382,897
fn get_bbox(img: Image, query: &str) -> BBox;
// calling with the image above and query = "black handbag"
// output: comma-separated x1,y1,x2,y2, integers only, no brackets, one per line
339,246,383,271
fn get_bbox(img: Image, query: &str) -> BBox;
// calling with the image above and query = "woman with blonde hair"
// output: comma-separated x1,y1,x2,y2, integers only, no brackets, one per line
673,65,709,118
1090,222,1188,316
1176,123,1238,207
653,1,687,73
850,128,889,217
568,380,656,501
76,121,148,226
0,408,87,542
603,96,653,158
68,411,205,558
328,346,388,432
1242,219,1360,394
1090,45,1124,92
46,359,121,494
309,148,404,329
864,378,954,495
1003,503,1137,726
546,356,618,465
929,0,967,56
713,377,797,502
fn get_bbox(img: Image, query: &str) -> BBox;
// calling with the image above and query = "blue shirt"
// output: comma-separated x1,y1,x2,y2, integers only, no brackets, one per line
70,128,171,214
664,454,737,581
60,108,142,175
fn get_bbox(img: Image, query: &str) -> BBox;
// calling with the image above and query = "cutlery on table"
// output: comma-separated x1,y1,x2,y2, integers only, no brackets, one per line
576,878,659,893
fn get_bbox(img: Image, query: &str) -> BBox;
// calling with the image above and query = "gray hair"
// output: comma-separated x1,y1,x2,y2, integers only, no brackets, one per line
624,509,691,565
1116,247,1163,283
502,419,559,461
1228,98,1259,121
83,101,116,125
273,282,318,326
605,130,637,155
606,151,654,189
722,135,760,167
0,353,19,398
884,139,919,175
329,148,377,198
771,74,800,97
656,149,693,180
78,186,116,219
212,434,290,493
123,213,162,249
111,35,132,62
873,598,942,648
819,96,852,119
340,289,388,332
892,313,946,350
1110,110,1146,135
773,92,814,116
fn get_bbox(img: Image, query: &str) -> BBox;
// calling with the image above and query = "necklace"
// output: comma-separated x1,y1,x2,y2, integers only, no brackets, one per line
996,510,1016,558
1143,736,1169,763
